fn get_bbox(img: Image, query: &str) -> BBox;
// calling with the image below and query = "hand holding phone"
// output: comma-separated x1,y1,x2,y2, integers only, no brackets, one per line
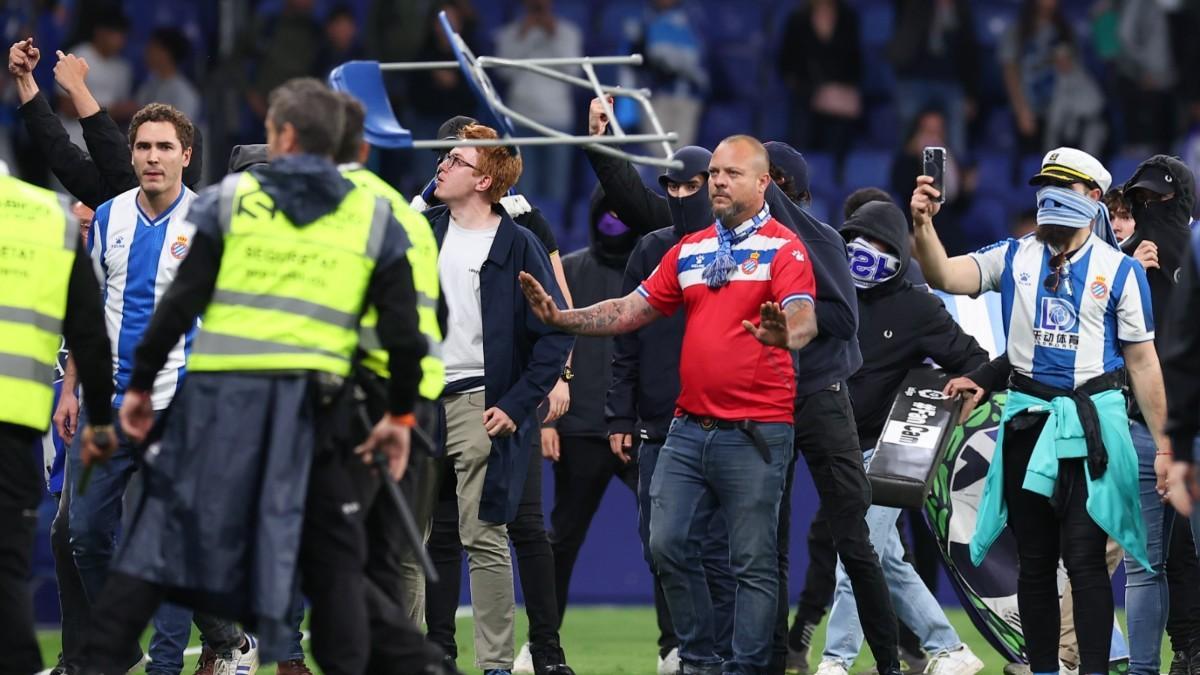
923,146,947,204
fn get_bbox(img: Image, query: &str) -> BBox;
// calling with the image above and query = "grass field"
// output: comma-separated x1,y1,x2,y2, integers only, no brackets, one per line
36,606,1173,674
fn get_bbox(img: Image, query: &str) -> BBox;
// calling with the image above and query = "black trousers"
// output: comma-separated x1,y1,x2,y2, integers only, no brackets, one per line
549,434,639,623
426,436,563,657
52,460,93,671
82,445,374,675
0,423,45,675
773,386,899,674
350,453,450,673
1002,414,1112,675
1166,506,1200,654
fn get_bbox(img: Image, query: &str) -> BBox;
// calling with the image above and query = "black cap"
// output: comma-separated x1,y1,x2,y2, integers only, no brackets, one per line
658,145,712,187
764,141,809,194
435,115,478,146
1126,165,1176,195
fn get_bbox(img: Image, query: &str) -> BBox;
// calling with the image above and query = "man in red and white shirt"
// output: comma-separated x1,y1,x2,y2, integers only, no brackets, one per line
520,135,817,674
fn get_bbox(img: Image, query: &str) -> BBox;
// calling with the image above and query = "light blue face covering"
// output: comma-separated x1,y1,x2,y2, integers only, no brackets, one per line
1035,185,1119,248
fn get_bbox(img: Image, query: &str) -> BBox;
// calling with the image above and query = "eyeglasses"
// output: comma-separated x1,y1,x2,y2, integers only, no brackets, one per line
439,153,477,172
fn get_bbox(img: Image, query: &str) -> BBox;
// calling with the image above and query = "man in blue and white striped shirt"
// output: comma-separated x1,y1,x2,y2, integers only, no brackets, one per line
910,147,1168,675
57,103,256,675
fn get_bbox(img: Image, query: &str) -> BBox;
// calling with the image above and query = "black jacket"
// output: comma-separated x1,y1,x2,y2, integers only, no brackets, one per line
556,189,637,438
18,92,204,209
840,201,988,448
1164,228,1200,461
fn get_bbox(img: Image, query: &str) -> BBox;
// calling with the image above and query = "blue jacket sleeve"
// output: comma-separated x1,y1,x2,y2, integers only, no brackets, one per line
765,184,858,340
494,233,575,425
604,239,650,434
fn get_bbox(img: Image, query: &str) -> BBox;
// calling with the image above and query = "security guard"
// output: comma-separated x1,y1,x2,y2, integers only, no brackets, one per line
78,78,426,675
0,168,114,675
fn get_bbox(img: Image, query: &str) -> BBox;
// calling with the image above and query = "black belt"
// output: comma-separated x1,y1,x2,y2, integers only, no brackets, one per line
1008,368,1126,480
678,412,772,463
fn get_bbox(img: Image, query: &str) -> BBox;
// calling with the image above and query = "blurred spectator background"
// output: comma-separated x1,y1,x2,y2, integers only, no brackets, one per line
6,0,1200,261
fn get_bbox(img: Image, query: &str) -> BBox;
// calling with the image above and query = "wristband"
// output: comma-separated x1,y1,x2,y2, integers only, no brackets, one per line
387,413,417,428
1157,451,1174,457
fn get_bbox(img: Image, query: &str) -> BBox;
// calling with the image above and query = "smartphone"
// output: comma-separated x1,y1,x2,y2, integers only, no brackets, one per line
923,146,947,204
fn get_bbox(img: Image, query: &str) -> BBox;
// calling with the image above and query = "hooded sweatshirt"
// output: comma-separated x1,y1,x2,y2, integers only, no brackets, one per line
1121,155,1195,424
557,187,639,437
840,201,988,448
129,154,425,414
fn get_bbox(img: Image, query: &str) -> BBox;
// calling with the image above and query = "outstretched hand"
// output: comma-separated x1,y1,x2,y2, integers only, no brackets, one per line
742,302,789,348
518,271,561,326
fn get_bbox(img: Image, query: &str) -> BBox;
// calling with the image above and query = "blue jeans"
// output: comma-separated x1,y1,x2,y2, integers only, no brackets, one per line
1124,421,1173,674
66,406,198,673
638,438,736,659
822,449,961,668
648,418,793,674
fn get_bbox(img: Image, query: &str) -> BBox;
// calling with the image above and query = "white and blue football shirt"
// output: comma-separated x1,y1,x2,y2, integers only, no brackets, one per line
89,186,199,410
969,232,1154,390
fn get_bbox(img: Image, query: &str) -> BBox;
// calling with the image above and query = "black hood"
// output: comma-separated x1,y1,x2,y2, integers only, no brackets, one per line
838,200,912,293
1121,154,1195,254
247,154,353,226
588,184,638,269
228,144,269,173
183,124,204,190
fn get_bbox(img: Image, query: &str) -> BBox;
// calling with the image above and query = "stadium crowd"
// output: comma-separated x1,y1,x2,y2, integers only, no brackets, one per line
2,2,1200,675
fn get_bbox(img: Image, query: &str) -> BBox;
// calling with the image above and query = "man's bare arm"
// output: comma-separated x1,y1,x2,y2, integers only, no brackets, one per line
911,176,983,295
743,299,818,350
1126,340,1169,451
784,299,818,350
519,271,663,336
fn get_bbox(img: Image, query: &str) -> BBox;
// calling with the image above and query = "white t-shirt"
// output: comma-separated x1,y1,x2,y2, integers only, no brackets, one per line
439,218,498,388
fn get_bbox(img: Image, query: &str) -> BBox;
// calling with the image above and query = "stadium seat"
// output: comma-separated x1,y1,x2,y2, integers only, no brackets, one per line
1018,154,1044,186
328,61,413,149
700,0,765,42
980,108,1016,153
804,152,838,198
974,152,1015,199
864,103,899,149
843,149,894,192
860,47,896,101
963,197,1011,247
859,1,895,49
697,103,756,151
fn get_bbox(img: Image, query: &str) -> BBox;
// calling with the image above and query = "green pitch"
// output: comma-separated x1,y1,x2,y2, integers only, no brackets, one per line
36,606,1172,674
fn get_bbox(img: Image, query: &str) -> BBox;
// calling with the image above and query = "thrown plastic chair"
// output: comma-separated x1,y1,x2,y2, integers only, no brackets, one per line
328,61,413,149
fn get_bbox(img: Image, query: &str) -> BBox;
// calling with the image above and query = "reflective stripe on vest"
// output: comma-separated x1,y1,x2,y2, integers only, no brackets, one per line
188,172,386,376
342,167,445,399
0,176,76,430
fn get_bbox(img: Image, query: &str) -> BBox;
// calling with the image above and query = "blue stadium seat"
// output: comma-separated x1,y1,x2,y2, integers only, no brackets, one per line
1108,156,1143,188
697,103,756,151
700,0,765,42
844,150,894,191
597,1,643,52
974,152,1015,199
804,152,838,198
864,103,899,148
963,197,1011,246
859,1,895,49
711,48,764,101
1018,154,1044,186
328,62,413,149
860,47,896,100
980,108,1016,153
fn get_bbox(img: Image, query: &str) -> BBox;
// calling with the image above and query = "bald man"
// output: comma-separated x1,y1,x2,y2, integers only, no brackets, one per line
519,136,818,674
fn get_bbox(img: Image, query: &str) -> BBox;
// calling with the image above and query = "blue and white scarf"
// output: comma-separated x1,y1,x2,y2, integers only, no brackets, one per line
702,204,770,288
1036,186,1119,248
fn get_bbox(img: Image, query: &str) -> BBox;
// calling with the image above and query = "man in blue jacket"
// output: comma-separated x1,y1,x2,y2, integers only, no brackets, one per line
420,122,573,675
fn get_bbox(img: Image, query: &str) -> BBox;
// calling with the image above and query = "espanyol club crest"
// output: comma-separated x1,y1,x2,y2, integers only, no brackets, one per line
741,251,760,274
170,235,189,259
1090,276,1108,301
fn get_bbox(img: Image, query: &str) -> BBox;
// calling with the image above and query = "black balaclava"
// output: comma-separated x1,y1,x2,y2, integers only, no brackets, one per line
660,145,713,235
589,185,638,268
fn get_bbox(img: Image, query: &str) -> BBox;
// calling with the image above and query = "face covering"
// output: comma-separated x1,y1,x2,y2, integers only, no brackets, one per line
593,212,638,267
846,237,901,289
668,189,713,235
1035,186,1118,249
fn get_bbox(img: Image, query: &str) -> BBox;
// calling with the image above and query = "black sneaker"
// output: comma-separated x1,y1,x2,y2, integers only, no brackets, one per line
1187,647,1200,675
531,645,576,675
49,654,74,675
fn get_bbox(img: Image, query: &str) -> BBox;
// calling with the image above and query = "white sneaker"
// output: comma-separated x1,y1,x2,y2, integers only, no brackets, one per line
922,645,983,675
657,647,680,675
815,660,850,675
213,634,259,675
513,642,535,674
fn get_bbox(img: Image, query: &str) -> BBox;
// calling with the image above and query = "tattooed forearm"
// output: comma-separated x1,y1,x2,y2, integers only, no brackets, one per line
785,298,818,351
557,292,661,336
